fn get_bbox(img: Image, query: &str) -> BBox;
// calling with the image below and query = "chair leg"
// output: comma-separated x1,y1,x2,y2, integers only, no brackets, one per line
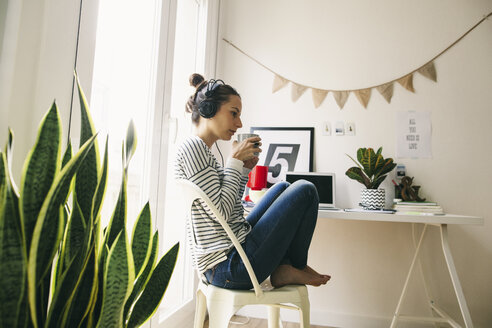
194,289,207,328
207,300,235,328
297,298,310,328
268,306,281,328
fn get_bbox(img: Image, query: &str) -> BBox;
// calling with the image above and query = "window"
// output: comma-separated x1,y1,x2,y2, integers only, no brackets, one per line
82,0,217,326
157,0,203,323
90,0,161,230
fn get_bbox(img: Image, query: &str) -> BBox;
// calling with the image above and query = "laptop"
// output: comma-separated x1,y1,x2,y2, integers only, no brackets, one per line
285,172,338,210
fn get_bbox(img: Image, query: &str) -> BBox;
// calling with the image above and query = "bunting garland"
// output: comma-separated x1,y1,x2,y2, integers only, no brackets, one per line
312,89,329,108
222,12,491,109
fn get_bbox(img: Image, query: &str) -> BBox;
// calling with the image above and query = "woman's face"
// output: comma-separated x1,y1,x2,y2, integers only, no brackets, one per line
207,95,243,141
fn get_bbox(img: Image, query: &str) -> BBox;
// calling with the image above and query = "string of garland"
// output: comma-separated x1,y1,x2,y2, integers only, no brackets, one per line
223,12,491,109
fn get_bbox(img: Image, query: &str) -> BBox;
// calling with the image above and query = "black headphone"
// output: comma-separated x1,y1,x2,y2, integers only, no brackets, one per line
198,79,225,118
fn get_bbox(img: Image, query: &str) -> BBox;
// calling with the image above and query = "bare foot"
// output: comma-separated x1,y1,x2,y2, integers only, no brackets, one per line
270,265,330,288
302,265,331,281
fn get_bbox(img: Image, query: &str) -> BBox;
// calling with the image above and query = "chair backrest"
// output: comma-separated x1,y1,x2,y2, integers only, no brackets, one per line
175,179,264,297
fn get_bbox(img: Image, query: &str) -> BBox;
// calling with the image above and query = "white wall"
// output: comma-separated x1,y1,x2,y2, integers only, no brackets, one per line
217,0,492,327
0,0,92,182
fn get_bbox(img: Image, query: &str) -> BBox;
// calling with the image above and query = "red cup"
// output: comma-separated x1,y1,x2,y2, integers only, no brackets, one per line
247,165,268,190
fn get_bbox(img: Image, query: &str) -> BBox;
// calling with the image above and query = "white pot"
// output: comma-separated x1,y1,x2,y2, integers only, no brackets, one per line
249,189,267,204
361,188,385,209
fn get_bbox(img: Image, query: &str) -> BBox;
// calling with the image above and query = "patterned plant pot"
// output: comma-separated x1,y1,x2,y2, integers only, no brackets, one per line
361,188,385,209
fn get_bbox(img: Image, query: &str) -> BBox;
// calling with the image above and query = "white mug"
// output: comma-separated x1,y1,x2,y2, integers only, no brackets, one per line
236,133,260,156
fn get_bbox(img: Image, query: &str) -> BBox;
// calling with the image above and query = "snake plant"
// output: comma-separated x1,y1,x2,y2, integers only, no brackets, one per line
0,75,179,328
345,147,396,189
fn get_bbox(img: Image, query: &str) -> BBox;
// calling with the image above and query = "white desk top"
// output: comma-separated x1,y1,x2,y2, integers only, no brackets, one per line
318,210,483,225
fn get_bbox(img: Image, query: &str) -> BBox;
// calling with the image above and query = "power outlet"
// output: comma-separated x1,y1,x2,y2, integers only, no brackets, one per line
322,121,331,136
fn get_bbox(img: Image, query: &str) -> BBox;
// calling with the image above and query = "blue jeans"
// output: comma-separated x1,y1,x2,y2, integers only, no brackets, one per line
204,180,319,290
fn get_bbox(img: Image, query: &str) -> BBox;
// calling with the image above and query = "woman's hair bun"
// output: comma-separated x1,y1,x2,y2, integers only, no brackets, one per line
189,73,205,88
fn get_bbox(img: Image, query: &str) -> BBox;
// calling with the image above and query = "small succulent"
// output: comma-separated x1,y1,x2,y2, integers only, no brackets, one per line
345,147,396,189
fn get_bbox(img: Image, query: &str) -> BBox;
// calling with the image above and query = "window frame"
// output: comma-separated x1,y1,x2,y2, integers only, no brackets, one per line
73,0,222,326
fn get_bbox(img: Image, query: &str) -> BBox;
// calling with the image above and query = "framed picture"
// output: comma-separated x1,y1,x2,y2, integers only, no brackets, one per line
250,127,314,186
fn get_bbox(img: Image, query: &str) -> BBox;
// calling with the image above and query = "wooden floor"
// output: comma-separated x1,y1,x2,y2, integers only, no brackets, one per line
204,315,332,328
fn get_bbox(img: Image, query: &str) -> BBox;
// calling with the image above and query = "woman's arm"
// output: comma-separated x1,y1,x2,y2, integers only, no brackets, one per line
176,137,243,221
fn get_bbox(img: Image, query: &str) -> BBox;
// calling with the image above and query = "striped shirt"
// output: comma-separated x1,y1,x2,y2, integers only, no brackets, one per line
175,136,251,273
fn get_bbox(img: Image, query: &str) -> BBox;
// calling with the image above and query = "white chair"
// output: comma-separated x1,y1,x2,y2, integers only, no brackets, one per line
175,179,311,328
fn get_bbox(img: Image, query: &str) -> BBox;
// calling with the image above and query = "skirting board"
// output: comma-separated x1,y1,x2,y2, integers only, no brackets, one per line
236,306,427,328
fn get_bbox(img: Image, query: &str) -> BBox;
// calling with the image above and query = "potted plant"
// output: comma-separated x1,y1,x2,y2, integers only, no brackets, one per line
345,147,396,209
0,75,178,327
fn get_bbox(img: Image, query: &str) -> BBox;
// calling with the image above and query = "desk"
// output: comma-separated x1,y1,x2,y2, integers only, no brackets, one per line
318,210,483,328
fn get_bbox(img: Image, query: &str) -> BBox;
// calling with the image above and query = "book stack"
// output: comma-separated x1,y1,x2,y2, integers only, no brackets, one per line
393,201,444,214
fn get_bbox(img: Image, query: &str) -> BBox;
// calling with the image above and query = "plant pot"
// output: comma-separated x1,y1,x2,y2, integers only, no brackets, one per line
361,188,385,209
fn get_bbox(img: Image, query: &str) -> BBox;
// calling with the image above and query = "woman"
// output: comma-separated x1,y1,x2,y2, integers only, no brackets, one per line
175,73,330,289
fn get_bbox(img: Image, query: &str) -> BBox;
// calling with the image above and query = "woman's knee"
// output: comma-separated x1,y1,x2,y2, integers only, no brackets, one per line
274,181,290,189
291,180,319,202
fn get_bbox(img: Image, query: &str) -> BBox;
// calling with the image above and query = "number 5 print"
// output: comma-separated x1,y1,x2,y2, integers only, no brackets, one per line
263,144,300,185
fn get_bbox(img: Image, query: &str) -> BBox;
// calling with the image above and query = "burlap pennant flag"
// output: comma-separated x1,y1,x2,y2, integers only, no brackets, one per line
291,83,308,102
417,62,437,82
354,88,371,108
397,74,415,92
312,89,329,108
272,74,289,93
333,91,349,109
376,82,394,103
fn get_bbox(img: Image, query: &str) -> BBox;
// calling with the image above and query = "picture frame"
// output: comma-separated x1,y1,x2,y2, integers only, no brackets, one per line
250,127,314,186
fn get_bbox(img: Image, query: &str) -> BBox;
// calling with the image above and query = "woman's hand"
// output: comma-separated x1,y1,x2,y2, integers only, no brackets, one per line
232,136,262,162
243,156,259,170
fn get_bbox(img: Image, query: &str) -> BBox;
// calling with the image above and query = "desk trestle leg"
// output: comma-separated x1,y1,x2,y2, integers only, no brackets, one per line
440,224,473,328
390,224,428,328
390,224,474,328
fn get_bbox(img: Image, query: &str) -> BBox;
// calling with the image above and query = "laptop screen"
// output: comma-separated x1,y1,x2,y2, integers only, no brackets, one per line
285,172,336,208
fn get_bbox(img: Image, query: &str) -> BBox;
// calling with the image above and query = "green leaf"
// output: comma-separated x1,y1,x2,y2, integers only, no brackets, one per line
126,242,179,328
60,142,74,207
360,148,377,178
124,120,137,171
36,272,51,326
75,74,100,229
375,158,397,178
124,231,158,322
0,152,5,214
27,134,97,328
0,152,26,328
55,206,70,287
45,249,82,327
92,137,108,223
20,102,61,252
105,174,127,249
96,232,135,328
131,203,152,278
0,154,5,195
356,147,366,165
4,128,20,196
62,197,87,272
16,291,31,328
3,128,12,154
370,174,388,189
90,244,108,327
346,153,363,171
62,141,73,169
345,167,370,188
373,154,385,175
61,243,97,328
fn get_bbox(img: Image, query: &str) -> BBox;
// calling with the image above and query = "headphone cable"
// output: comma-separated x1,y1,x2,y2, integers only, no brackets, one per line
215,142,224,167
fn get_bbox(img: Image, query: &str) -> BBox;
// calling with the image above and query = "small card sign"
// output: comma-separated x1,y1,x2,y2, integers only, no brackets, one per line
396,111,432,158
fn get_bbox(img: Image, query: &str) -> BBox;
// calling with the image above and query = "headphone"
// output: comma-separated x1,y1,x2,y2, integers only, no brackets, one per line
197,79,225,118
